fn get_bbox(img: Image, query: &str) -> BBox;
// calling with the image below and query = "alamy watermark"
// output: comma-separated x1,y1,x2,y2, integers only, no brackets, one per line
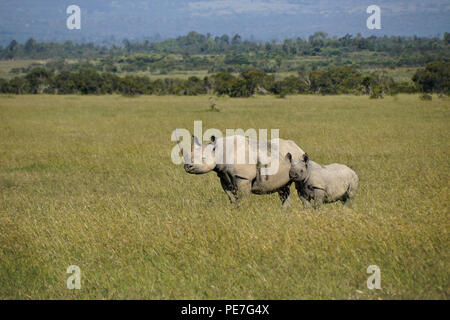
367,5,381,30
367,265,381,289
66,5,81,30
64,5,380,32
67,265,81,290
171,121,281,176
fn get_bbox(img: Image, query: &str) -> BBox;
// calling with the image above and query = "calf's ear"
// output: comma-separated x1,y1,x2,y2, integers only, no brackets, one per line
285,152,292,163
303,153,309,167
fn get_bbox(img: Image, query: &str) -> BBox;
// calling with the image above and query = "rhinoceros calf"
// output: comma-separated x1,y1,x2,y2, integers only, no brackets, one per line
286,153,359,209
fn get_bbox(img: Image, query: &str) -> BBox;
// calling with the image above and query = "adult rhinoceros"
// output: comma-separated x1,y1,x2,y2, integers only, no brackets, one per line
176,133,305,208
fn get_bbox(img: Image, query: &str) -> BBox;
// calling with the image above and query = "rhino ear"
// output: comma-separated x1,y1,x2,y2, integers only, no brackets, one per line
303,153,309,166
285,152,293,163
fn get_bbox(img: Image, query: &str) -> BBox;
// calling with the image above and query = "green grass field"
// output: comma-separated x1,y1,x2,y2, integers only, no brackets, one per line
0,94,448,299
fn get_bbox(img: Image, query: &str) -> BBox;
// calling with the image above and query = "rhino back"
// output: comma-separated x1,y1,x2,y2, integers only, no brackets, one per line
279,139,305,160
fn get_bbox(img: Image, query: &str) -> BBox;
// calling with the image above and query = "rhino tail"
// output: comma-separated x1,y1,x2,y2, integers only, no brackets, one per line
347,175,359,199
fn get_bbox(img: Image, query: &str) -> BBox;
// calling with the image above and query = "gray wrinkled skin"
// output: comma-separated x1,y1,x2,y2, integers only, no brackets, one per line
179,135,305,208
287,153,359,209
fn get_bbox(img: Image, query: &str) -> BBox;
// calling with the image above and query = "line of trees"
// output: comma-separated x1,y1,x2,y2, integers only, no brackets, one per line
11,50,444,76
0,62,448,97
2,31,449,63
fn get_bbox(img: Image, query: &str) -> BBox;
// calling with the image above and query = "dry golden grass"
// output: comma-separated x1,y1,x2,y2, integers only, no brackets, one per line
0,94,448,299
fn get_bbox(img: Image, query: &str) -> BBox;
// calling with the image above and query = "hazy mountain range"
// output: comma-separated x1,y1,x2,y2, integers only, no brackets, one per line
0,0,449,45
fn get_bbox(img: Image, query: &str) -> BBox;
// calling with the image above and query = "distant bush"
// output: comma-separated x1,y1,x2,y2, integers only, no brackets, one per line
0,64,434,97
413,61,450,95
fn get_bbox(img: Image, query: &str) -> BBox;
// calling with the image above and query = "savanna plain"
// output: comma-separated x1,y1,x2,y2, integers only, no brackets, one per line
0,94,448,299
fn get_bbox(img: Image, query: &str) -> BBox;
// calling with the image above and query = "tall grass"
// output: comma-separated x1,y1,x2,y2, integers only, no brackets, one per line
0,94,448,299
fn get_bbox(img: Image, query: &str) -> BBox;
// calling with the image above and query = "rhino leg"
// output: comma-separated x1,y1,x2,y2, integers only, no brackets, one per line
277,185,291,209
298,193,311,209
344,198,353,208
219,174,237,204
295,182,311,209
343,190,354,208
313,189,325,209
234,177,251,202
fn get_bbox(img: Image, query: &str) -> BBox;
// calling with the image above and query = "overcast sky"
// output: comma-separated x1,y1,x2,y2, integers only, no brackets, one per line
0,0,449,44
